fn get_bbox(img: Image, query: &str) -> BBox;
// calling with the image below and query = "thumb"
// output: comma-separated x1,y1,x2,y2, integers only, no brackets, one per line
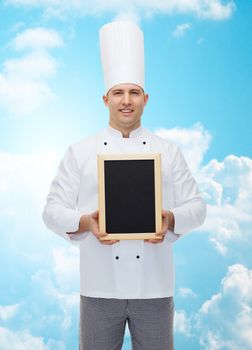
91,210,99,220
162,210,168,218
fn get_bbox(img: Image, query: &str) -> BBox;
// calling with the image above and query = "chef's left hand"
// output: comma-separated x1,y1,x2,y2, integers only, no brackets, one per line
144,210,174,244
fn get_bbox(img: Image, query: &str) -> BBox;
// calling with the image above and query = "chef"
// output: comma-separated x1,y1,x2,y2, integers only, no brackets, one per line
43,21,206,350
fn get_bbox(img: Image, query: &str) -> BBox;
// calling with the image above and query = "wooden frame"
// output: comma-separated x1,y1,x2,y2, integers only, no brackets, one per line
98,153,162,240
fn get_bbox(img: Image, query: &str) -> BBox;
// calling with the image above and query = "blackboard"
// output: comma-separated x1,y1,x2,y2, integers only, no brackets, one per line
98,153,162,240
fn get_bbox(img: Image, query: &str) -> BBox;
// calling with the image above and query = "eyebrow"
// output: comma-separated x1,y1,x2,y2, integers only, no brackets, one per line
111,89,124,93
111,88,142,93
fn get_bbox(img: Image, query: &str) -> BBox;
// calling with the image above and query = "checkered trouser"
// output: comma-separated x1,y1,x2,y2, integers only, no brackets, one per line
79,296,174,350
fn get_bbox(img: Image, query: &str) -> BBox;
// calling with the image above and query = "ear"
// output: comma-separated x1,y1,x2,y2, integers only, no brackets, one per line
144,94,149,106
103,95,109,106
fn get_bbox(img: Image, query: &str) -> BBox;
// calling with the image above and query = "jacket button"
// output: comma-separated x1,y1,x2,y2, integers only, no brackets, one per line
136,255,140,259
104,142,107,145
143,141,146,145
115,256,119,260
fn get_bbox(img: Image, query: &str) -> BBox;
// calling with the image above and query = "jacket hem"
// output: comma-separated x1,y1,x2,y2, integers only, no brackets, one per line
79,290,174,299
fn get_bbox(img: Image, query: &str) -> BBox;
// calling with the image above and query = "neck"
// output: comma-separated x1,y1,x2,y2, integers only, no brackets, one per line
109,123,141,138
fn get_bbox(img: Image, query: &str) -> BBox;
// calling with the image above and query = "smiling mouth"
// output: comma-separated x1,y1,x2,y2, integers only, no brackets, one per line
119,109,134,113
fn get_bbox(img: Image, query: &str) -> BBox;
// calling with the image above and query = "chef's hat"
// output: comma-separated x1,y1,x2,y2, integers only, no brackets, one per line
99,21,145,93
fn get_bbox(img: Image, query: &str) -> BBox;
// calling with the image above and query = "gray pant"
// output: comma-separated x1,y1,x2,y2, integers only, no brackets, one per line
79,296,174,350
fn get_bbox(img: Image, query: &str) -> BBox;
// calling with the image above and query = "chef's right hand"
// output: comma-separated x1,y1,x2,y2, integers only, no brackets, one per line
87,211,119,245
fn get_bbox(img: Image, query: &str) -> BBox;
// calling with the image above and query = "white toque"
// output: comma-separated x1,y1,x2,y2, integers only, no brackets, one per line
99,21,145,93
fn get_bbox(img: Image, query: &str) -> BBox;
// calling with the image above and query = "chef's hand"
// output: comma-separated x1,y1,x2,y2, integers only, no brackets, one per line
144,210,174,244
67,211,119,245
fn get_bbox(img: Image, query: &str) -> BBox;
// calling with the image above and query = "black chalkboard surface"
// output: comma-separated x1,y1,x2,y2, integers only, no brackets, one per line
98,154,162,240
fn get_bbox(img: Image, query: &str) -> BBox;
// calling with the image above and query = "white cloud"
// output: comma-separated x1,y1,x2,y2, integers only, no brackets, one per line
174,310,192,336
200,331,229,350
200,155,252,254
113,9,141,24
178,287,197,298
0,151,57,214
34,247,80,303
174,264,252,348
202,155,252,213
196,264,252,350
57,293,79,330
0,150,60,262
172,23,191,37
0,150,78,332
156,124,252,255
32,268,79,330
221,264,252,299
13,27,64,51
31,246,80,330
5,0,236,21
0,27,63,116
0,327,48,350
4,52,58,80
0,304,19,321
208,237,227,256
0,326,65,350
199,292,221,315
155,123,211,174
0,72,55,116
52,246,79,291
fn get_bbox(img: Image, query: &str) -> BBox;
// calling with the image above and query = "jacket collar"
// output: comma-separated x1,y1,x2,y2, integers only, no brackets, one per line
107,125,144,138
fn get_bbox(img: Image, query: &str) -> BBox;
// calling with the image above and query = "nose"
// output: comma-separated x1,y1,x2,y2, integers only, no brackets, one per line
122,92,131,105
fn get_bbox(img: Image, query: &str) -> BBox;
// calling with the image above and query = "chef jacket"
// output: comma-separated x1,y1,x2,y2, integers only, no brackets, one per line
43,125,206,299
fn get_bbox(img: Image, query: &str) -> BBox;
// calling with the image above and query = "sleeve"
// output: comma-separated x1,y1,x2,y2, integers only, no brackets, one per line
170,145,207,235
42,146,87,243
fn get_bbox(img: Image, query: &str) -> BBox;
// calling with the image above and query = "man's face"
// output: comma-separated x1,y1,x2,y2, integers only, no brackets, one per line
103,83,148,134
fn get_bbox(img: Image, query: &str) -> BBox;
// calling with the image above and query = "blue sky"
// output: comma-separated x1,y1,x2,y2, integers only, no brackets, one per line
0,1,252,349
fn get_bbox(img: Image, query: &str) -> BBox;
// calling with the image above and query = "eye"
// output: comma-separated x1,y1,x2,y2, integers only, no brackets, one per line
113,91,122,95
131,91,140,95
